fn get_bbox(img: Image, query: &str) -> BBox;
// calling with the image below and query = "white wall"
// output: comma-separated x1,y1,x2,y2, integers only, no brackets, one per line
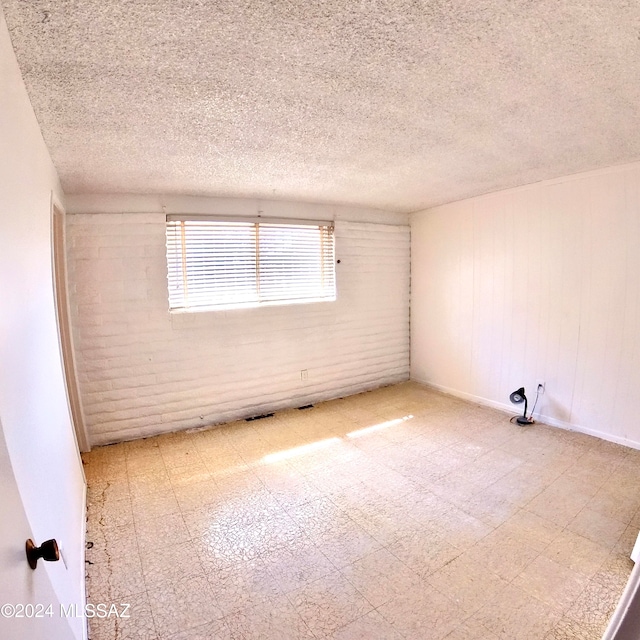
411,161,640,449
0,10,85,640
66,195,410,446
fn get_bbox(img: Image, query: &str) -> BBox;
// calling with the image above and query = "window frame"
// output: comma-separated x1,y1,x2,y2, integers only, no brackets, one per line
165,215,337,313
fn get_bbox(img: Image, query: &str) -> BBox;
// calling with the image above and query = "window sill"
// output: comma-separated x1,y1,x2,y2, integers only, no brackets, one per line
169,296,337,314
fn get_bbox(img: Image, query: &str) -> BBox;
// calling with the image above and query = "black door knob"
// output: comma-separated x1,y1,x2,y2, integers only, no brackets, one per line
26,538,60,570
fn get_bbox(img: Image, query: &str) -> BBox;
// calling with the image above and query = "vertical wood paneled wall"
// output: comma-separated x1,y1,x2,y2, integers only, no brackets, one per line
411,162,640,449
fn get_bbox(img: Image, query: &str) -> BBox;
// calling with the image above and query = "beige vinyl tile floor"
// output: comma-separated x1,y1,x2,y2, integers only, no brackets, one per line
82,382,640,640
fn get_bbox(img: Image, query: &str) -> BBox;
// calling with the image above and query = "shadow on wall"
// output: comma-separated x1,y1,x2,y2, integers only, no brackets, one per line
542,396,572,425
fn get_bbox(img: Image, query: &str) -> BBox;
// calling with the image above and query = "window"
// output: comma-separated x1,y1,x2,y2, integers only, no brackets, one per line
166,217,336,311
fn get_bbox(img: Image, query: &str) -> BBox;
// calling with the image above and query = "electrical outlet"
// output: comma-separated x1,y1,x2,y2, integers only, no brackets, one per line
536,380,545,394
300,369,308,381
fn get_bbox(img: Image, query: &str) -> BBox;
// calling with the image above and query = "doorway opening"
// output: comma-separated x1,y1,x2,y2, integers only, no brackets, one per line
52,199,90,452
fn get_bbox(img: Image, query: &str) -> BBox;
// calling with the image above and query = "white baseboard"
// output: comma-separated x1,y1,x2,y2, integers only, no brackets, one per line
412,377,640,451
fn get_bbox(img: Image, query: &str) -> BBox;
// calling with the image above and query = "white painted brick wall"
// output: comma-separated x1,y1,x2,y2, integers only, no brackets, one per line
67,210,410,445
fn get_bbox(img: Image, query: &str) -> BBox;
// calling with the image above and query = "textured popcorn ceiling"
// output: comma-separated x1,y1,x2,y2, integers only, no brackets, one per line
3,1,640,212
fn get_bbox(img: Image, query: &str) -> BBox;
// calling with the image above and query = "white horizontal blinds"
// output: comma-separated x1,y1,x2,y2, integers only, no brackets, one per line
166,220,258,309
166,219,335,310
258,224,335,302
166,221,187,308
